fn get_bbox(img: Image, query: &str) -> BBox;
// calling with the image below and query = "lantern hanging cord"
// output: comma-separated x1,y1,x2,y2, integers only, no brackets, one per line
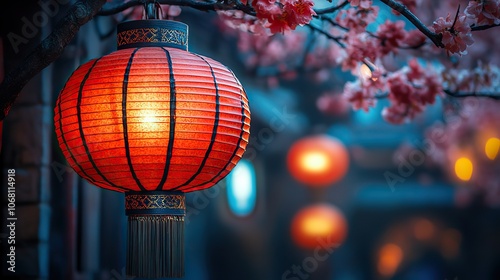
144,0,164,20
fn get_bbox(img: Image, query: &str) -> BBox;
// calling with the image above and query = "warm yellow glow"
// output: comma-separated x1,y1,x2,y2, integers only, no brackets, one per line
140,110,159,123
378,243,403,277
300,151,330,173
454,157,473,181
138,110,160,131
302,215,333,236
485,137,500,160
359,63,373,80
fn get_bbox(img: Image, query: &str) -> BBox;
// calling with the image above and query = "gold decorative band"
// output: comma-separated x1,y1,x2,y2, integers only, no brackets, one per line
117,27,188,48
125,192,185,215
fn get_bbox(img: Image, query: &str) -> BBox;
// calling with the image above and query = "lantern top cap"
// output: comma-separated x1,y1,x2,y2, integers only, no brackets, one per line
117,20,189,51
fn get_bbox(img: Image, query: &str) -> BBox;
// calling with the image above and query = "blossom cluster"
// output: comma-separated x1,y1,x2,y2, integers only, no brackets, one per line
442,62,500,93
253,0,316,33
216,0,500,124
339,59,443,124
465,0,500,26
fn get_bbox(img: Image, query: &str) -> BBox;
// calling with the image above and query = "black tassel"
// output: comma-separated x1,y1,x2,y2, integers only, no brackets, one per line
125,192,186,278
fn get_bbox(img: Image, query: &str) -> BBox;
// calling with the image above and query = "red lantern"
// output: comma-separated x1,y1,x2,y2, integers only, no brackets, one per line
54,20,250,278
291,204,347,249
287,135,349,187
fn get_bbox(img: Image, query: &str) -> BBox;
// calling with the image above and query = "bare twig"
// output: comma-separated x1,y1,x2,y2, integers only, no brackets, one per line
444,89,500,100
314,1,349,15
307,24,345,48
98,0,257,16
471,23,500,31
379,0,444,48
0,0,107,121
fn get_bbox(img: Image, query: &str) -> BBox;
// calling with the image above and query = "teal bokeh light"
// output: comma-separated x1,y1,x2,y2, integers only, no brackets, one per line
226,159,257,217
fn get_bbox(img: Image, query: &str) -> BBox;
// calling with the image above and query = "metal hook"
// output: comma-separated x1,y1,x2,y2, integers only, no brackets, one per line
145,0,158,19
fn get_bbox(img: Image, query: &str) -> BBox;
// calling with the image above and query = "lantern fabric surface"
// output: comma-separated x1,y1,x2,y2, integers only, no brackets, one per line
291,203,347,249
287,135,349,187
54,23,250,194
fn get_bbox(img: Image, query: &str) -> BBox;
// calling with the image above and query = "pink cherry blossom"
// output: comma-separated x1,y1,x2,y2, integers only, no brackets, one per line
316,93,350,116
376,20,408,55
348,0,373,9
343,81,377,111
381,59,443,124
430,12,474,55
252,0,316,34
465,0,500,26
341,32,380,71
336,5,379,33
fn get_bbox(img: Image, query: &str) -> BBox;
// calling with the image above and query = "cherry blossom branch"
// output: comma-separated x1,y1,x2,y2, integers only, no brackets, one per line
0,0,107,121
471,23,500,31
379,0,444,48
306,24,345,48
314,1,349,15
444,89,500,100
98,0,257,16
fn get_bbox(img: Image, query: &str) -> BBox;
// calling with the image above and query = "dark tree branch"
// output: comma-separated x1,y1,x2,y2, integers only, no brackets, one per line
444,89,500,100
100,0,348,17
471,23,500,31
307,24,345,48
0,0,107,121
98,0,257,16
379,0,444,48
314,1,349,15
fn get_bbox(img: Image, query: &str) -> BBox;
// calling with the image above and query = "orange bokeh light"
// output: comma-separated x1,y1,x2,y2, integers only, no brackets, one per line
413,218,435,241
377,243,403,277
287,135,349,187
291,204,347,249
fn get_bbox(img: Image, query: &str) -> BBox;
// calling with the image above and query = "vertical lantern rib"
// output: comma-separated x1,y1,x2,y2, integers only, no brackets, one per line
171,54,220,191
122,48,147,192
77,59,128,192
155,47,177,191
57,77,98,186
183,69,247,192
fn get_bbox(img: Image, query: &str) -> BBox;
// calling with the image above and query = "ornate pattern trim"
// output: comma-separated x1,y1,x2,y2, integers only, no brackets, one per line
125,192,186,216
117,27,188,49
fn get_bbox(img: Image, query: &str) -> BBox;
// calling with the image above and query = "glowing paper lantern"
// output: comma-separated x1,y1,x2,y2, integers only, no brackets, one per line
291,204,347,249
54,20,250,278
287,135,349,187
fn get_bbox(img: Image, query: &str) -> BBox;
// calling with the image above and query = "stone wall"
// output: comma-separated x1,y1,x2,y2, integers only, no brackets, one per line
1,57,53,279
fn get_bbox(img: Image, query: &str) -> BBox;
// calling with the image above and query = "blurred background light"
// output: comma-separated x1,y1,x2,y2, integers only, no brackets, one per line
454,157,473,182
485,137,500,160
377,243,404,277
287,135,349,187
226,159,257,217
291,204,347,249
412,218,435,242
